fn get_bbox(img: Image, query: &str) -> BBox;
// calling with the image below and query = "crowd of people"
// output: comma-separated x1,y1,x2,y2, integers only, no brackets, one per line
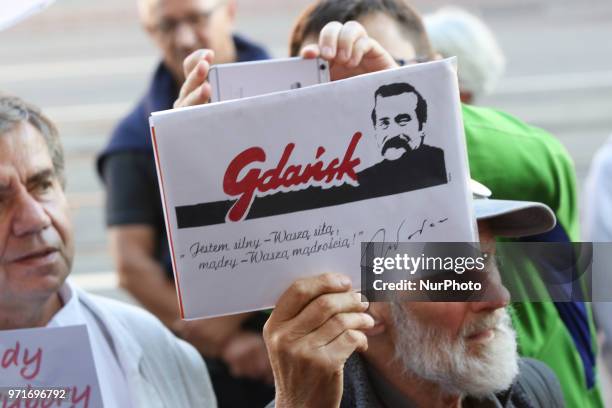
1,0,610,407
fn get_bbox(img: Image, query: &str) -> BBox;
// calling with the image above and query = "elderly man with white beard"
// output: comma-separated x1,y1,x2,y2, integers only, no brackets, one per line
262,187,565,408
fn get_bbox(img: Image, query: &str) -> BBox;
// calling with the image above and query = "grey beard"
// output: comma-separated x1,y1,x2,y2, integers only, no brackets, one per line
390,302,519,398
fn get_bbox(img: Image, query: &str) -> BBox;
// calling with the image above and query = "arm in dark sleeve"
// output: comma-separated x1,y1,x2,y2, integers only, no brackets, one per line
101,151,162,227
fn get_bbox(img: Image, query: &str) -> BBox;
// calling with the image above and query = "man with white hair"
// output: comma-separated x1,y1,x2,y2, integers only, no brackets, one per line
424,7,506,104
263,184,565,407
279,4,600,405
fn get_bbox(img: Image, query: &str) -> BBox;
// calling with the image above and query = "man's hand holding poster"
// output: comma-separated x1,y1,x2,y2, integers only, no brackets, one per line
150,58,476,319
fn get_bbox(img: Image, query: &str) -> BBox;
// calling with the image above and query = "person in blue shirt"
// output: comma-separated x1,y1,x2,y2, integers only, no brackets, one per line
96,1,273,407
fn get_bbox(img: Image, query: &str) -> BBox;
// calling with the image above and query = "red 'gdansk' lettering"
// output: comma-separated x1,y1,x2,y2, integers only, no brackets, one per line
223,132,362,222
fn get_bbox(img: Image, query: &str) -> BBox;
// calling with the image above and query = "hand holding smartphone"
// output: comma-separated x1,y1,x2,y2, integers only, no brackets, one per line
208,57,330,102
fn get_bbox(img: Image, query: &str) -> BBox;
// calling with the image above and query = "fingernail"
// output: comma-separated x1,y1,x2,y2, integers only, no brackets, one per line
198,61,207,75
364,313,375,325
339,275,352,287
200,84,209,98
354,292,369,307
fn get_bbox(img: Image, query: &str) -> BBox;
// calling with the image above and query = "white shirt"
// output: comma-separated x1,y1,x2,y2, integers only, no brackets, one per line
583,134,612,374
47,279,132,408
583,134,612,242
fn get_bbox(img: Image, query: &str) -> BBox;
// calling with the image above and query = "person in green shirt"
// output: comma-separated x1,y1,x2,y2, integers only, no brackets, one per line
463,103,599,407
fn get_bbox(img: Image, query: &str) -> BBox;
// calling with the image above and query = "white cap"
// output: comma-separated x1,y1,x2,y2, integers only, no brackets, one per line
424,7,506,98
471,179,556,237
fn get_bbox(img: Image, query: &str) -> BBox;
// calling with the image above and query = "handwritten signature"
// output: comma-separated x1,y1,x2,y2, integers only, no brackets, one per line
361,216,449,262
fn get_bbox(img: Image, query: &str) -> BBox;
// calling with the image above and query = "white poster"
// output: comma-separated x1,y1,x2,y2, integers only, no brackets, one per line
0,0,55,31
0,325,103,407
151,58,476,319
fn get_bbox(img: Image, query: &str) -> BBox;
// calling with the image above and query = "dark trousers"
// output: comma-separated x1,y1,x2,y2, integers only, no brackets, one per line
205,357,275,408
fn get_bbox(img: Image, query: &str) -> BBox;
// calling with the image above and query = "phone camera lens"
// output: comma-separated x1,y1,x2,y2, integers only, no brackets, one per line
320,64,326,70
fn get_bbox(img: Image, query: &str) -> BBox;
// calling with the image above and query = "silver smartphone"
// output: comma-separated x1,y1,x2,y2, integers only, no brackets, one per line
208,57,330,102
